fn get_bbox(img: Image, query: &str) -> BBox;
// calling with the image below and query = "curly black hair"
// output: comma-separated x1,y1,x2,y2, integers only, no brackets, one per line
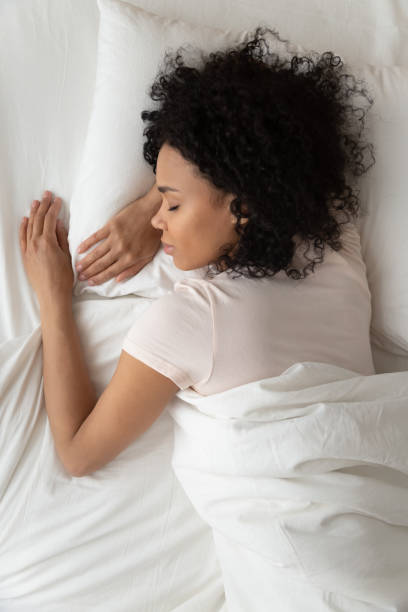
141,26,375,280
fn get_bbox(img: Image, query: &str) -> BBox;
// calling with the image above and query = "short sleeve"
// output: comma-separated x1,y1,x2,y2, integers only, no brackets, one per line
121,280,214,390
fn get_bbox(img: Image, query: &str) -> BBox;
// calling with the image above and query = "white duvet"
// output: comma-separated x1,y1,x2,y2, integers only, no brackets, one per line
168,362,408,611
0,297,226,612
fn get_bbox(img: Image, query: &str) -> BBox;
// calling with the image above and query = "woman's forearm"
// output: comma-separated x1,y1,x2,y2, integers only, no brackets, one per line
39,297,97,472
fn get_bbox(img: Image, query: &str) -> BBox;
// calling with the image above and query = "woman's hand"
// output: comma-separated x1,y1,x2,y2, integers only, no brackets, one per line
19,190,74,308
75,196,162,286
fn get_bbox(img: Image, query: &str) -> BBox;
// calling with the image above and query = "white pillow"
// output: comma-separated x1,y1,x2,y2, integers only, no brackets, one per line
352,65,408,355
69,0,408,356
68,0,304,299
68,0,247,299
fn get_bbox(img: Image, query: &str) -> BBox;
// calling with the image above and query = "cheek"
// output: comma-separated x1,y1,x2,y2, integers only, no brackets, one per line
174,207,222,252
177,214,202,241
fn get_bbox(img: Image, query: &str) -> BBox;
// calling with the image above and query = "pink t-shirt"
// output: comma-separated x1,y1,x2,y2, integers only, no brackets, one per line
122,222,375,395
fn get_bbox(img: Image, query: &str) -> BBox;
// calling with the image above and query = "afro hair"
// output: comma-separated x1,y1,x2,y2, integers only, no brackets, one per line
141,26,375,280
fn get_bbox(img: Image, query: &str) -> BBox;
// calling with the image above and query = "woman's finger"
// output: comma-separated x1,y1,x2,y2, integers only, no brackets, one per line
19,217,28,253
77,226,110,254
90,255,155,285
115,260,153,283
78,249,118,281
32,191,53,237
56,219,70,254
85,259,140,285
27,200,39,241
76,242,111,274
43,197,62,236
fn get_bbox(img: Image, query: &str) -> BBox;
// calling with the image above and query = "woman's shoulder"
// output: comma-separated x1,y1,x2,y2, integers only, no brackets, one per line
126,275,214,342
172,269,269,309
289,219,366,279
328,220,368,274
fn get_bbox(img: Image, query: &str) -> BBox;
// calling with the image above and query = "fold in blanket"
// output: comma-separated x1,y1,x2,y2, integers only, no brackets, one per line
167,362,408,612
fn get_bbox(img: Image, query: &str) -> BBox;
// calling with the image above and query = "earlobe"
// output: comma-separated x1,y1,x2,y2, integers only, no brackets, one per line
231,215,249,225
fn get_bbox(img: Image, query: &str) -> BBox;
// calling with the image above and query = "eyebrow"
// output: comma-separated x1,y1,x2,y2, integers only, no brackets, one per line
157,185,180,193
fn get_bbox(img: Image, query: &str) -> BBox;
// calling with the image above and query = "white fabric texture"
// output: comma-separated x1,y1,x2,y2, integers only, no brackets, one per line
1,0,408,610
0,298,225,611
352,65,408,355
122,280,214,390
168,362,408,611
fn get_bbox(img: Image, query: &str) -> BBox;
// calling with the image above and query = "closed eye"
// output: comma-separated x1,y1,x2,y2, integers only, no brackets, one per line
168,205,179,211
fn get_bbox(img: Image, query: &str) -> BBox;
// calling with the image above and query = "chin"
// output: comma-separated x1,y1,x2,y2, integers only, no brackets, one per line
173,258,200,271
171,255,185,270
173,262,190,271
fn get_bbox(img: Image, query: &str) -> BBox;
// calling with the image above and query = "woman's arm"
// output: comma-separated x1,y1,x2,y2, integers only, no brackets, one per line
39,297,97,467
40,297,178,477
20,190,177,478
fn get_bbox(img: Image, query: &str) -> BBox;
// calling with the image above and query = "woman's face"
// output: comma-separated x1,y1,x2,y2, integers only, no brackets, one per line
151,143,240,271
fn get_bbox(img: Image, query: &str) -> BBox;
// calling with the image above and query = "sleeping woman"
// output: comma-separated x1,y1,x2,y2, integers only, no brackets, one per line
19,27,376,477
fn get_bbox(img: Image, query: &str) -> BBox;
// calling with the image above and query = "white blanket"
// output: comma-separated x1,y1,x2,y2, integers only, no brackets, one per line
168,362,408,611
0,297,225,611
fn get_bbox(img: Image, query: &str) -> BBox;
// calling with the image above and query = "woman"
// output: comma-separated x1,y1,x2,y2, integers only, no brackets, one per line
19,27,375,478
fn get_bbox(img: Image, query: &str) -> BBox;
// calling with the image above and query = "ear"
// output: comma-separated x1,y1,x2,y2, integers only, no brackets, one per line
230,203,250,225
226,193,249,224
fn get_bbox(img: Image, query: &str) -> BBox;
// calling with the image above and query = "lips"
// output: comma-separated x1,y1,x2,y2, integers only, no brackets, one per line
161,241,175,255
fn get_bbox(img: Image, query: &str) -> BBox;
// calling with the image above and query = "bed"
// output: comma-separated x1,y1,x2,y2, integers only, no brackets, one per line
1,0,408,610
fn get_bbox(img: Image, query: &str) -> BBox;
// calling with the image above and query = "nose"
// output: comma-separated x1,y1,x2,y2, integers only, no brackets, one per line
150,201,167,231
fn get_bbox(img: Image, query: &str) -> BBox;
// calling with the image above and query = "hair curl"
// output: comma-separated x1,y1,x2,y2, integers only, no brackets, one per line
141,26,375,280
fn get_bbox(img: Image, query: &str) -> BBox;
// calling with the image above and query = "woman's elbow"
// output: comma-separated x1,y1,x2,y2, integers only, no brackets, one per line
66,454,105,478
68,464,87,478
61,448,89,478
64,459,86,478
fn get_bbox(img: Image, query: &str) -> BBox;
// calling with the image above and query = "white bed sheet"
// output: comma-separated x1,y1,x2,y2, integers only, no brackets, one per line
1,0,408,610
